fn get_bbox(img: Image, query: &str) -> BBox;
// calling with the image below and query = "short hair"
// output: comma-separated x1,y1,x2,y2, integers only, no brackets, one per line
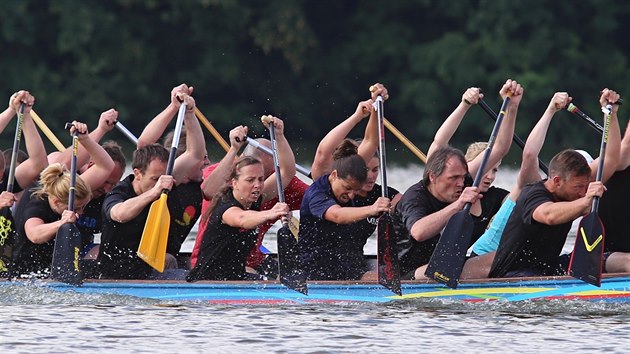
132,144,169,173
32,163,92,203
163,129,187,158
102,141,126,169
331,139,367,183
423,146,467,184
548,149,592,180
465,142,488,162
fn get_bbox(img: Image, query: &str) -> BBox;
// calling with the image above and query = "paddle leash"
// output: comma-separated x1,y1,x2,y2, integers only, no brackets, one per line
0,104,25,276
264,115,308,294
137,101,186,272
567,103,613,286
374,96,402,295
51,123,83,285
425,95,511,289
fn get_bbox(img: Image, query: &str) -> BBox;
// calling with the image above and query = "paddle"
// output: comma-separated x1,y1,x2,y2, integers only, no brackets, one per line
31,110,66,152
137,101,186,272
425,95,511,289
567,103,613,286
50,123,83,285
478,95,549,176
372,96,402,295
194,107,230,152
263,115,308,294
115,121,139,145
383,119,427,164
566,99,623,134
242,137,311,177
0,104,25,276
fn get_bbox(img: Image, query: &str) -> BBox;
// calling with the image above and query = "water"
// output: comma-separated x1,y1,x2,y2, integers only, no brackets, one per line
2,165,615,353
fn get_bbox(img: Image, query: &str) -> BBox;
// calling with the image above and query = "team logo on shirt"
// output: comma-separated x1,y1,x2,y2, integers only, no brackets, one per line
175,205,197,226
367,216,378,225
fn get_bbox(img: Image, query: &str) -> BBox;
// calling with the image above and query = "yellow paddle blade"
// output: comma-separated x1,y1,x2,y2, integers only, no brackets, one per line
137,193,170,272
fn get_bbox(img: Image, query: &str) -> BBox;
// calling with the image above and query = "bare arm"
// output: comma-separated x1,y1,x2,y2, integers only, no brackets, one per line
324,197,389,224
593,89,621,183
427,87,481,159
109,175,173,223
310,100,372,180
357,83,390,164
172,95,206,185
24,210,78,244
200,126,247,200
11,93,48,188
137,84,193,149
222,202,289,229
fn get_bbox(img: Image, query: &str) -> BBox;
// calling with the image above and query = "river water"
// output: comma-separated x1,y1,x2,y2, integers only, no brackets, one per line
3,165,628,353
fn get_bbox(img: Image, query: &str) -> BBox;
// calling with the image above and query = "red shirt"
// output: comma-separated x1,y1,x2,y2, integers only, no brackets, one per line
190,163,308,268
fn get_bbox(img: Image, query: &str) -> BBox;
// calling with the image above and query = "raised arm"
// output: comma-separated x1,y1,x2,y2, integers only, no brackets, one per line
427,87,482,159
310,100,373,180
137,83,193,149
52,108,118,169
200,125,248,200
357,83,390,164
260,116,296,203
9,91,48,188
517,92,569,189
468,80,522,177
172,94,206,185
595,88,621,183
68,121,115,193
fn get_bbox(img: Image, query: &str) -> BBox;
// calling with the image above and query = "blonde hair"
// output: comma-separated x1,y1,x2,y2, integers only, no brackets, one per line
32,163,92,204
465,142,488,162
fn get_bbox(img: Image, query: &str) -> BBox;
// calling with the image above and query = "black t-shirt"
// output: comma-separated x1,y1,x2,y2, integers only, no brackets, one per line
12,190,59,275
166,181,203,255
187,190,261,281
392,179,449,275
76,194,105,244
490,180,572,277
471,186,509,243
599,166,630,252
1,169,24,194
98,174,153,279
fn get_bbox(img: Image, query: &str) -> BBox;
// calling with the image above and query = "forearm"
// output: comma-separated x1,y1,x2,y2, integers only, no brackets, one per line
233,209,278,229
601,111,621,182
277,134,296,188
409,202,461,242
109,193,157,223
358,111,378,163
0,107,15,133
184,111,206,159
311,112,363,179
14,115,48,188
534,199,589,225
427,102,470,158
325,205,376,224
137,103,178,148
201,148,238,199
26,220,65,244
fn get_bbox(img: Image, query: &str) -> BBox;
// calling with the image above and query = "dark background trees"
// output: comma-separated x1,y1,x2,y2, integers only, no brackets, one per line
2,0,629,166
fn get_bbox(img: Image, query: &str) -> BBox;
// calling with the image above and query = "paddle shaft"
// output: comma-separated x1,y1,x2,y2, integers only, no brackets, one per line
383,118,427,164
267,122,286,206
472,97,511,189
566,103,604,134
31,110,65,152
591,104,612,212
194,107,230,152
115,121,139,145
375,97,388,198
165,103,187,178
63,123,80,211
478,98,549,176
6,104,25,193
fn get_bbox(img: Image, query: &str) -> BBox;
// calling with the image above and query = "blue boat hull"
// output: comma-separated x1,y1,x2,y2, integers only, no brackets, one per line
3,274,630,304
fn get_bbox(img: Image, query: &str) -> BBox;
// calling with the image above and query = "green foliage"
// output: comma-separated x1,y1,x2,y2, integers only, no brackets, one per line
1,0,630,164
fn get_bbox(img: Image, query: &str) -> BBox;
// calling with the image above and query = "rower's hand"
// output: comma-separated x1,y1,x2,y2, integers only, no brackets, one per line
261,115,285,136
462,87,483,105
369,83,389,101
151,175,175,199
269,202,290,222
177,93,196,114
98,108,118,132
549,92,571,112
171,83,193,107
354,99,374,119
583,181,606,212
600,88,621,115
69,121,90,140
0,191,16,209
9,90,35,114
60,210,78,224
229,125,248,150
371,197,391,215
457,186,482,210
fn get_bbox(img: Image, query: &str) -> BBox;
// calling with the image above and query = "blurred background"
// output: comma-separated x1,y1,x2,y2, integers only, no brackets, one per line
2,0,629,167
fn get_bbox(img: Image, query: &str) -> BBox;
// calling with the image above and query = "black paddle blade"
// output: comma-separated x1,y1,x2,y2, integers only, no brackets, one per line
0,207,16,277
425,210,474,289
568,213,604,287
377,213,402,295
277,225,308,295
51,223,83,285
